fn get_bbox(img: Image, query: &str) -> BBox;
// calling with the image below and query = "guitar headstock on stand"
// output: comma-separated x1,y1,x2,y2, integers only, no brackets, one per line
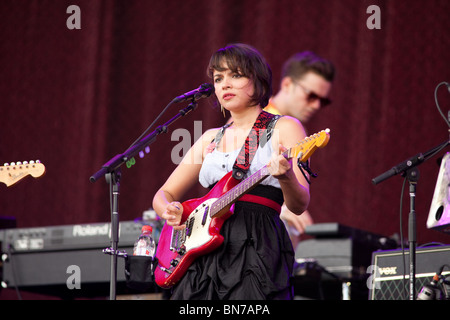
0,160,46,187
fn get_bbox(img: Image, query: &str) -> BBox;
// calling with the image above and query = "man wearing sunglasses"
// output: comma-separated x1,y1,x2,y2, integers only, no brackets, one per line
264,51,335,249
265,51,334,124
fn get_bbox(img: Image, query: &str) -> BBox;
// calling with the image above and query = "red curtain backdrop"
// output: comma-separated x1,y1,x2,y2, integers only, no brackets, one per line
1,0,449,248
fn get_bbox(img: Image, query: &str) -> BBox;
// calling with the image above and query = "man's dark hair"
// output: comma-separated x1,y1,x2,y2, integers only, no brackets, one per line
281,51,335,83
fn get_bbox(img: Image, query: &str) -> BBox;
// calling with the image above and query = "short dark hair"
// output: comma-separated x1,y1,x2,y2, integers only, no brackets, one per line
207,43,272,108
281,51,335,83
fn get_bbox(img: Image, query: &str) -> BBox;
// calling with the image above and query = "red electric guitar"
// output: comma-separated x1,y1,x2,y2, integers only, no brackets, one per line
0,161,46,187
154,129,330,288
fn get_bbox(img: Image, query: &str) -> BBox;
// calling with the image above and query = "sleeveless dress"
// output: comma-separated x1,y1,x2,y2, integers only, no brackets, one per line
170,119,295,300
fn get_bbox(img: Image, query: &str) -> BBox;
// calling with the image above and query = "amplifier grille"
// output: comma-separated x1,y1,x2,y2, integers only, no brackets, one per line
369,245,450,300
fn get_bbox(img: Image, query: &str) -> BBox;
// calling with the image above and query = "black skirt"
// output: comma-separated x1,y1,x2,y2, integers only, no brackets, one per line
169,185,294,300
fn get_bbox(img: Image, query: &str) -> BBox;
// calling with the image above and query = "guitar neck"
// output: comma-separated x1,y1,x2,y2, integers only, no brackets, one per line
209,143,298,216
208,128,330,218
210,166,270,217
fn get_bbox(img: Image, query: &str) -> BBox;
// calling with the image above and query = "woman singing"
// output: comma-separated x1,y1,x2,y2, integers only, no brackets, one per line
153,43,310,300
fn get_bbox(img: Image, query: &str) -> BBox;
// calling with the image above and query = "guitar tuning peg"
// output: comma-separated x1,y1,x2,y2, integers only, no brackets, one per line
30,161,35,164
23,161,28,164
36,160,41,163
10,162,15,166
17,161,22,165
3,163,9,166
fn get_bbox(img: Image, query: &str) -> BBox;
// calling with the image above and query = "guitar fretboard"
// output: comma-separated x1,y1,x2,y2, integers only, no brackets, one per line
209,166,270,217
207,128,330,218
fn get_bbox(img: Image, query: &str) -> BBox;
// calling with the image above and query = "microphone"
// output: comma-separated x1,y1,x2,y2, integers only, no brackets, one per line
417,274,441,300
417,265,446,300
172,83,215,103
372,153,424,185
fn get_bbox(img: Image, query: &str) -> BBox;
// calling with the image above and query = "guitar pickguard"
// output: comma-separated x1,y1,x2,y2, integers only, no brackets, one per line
171,198,217,253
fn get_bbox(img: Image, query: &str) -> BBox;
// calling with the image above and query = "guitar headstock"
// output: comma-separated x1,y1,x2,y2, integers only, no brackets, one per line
289,129,330,162
0,160,46,187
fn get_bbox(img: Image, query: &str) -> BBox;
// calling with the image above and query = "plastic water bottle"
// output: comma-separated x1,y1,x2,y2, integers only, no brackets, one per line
133,225,155,257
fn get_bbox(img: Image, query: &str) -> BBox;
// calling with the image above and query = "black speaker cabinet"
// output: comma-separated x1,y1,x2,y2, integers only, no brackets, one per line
369,245,450,300
1,245,137,298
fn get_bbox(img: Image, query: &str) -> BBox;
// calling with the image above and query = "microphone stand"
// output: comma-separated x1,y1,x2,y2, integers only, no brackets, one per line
372,140,449,300
406,166,418,300
90,99,199,300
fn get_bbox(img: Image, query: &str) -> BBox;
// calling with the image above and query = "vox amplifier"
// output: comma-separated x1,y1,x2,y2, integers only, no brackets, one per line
368,245,450,300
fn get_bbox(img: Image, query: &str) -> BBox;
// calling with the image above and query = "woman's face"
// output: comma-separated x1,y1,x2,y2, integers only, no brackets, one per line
213,61,255,112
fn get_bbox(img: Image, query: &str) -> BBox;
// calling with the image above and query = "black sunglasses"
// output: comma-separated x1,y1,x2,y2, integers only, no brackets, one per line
295,82,332,107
